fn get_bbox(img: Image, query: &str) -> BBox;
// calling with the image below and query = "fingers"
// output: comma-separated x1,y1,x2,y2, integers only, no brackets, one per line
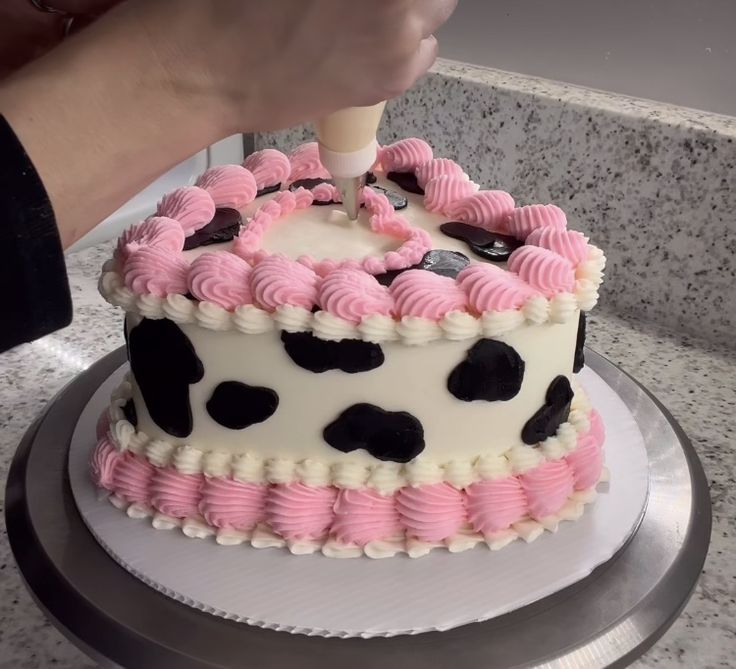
413,0,458,37
382,34,438,99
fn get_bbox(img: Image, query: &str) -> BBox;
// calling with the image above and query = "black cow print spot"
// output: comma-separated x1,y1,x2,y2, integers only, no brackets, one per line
289,177,332,191
122,399,137,427
323,403,425,463
366,171,377,185
573,312,586,373
256,183,281,198
128,318,204,438
448,339,525,402
521,376,574,445
281,331,384,373
369,185,407,210
206,381,279,430
387,171,424,195
183,208,242,250
375,249,470,286
440,221,522,262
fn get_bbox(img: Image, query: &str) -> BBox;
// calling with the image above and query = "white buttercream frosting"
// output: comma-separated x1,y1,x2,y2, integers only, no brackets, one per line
163,293,196,323
296,459,332,487
480,310,525,337
357,314,398,343
440,310,482,340
405,458,444,486
203,450,232,477
506,445,544,474
231,452,265,483
523,295,551,324
145,439,176,467
273,305,312,333
475,454,512,480
265,457,297,484
549,293,577,324
195,302,232,331
311,310,358,341
232,305,274,334
331,461,370,489
395,316,443,346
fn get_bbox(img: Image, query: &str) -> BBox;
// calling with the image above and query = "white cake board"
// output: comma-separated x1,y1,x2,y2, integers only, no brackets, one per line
68,365,649,638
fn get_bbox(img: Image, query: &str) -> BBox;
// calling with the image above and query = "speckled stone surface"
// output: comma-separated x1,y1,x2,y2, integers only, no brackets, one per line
256,59,736,350
0,243,733,667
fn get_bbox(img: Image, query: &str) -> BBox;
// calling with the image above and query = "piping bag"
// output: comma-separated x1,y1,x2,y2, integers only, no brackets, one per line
315,102,386,220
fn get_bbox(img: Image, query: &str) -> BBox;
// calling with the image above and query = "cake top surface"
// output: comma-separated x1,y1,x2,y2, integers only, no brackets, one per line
100,138,605,342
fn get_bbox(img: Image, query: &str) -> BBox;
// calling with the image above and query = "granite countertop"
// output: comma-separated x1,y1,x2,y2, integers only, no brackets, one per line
0,243,732,668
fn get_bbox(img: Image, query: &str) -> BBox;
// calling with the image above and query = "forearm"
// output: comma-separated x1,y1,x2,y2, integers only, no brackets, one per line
0,2,225,249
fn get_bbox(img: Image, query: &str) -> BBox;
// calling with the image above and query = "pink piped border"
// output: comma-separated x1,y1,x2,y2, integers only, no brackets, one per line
109,139,605,329
91,408,605,552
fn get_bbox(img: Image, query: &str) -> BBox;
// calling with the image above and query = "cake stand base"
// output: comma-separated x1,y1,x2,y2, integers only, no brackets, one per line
5,348,711,669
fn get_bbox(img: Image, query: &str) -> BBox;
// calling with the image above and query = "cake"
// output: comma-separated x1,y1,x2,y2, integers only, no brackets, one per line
91,137,607,558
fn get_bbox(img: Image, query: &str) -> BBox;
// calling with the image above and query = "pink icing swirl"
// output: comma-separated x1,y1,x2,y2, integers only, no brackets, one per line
111,451,155,504
396,482,466,542
242,149,291,190
589,408,605,445
390,269,468,320
520,460,574,519
188,252,253,310
507,204,567,240
195,165,257,209
507,246,575,297
287,142,331,184
566,431,604,490
250,255,319,311
318,267,393,323
423,175,478,214
123,245,190,297
149,468,203,518
378,138,433,172
331,488,402,545
114,216,184,266
89,436,122,491
525,227,589,266
96,409,110,439
265,482,337,540
446,190,515,234
415,158,466,189
199,477,267,530
457,263,540,312
156,186,216,236
312,182,340,203
466,477,528,534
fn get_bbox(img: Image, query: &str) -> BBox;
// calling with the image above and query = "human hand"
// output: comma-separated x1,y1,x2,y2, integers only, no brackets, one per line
134,0,458,133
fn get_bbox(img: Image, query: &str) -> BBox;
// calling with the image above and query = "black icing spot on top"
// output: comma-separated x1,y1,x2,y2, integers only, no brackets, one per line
375,249,470,286
289,177,332,191
447,339,525,402
521,376,574,445
366,171,377,185
323,403,425,463
128,318,204,438
206,381,279,430
387,171,424,195
369,185,407,210
281,331,384,373
256,183,281,198
122,399,137,427
183,208,242,251
440,222,522,262
573,312,586,373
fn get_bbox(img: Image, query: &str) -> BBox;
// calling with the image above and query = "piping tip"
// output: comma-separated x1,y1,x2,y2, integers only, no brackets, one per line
335,175,365,221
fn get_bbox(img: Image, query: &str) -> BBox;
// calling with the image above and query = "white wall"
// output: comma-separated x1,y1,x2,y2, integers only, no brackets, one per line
437,0,735,116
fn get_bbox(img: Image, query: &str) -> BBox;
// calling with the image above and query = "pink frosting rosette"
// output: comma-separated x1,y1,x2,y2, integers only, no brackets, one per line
378,138,433,172
589,408,605,445
390,269,468,320
156,186,216,236
243,149,291,190
519,460,574,520
195,165,257,209
457,263,540,312
188,252,253,310
446,190,515,234
318,267,393,323
123,245,190,297
89,436,123,491
199,477,267,530
396,482,466,542
114,216,184,266
507,245,575,297
466,477,528,534
507,204,567,241
265,482,337,541
287,142,331,184
149,468,204,519
111,451,155,505
331,489,402,545
423,175,478,214
415,158,466,189
249,255,320,311
525,227,589,265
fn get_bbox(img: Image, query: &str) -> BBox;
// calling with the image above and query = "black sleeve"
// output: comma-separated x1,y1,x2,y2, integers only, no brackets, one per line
0,114,72,353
